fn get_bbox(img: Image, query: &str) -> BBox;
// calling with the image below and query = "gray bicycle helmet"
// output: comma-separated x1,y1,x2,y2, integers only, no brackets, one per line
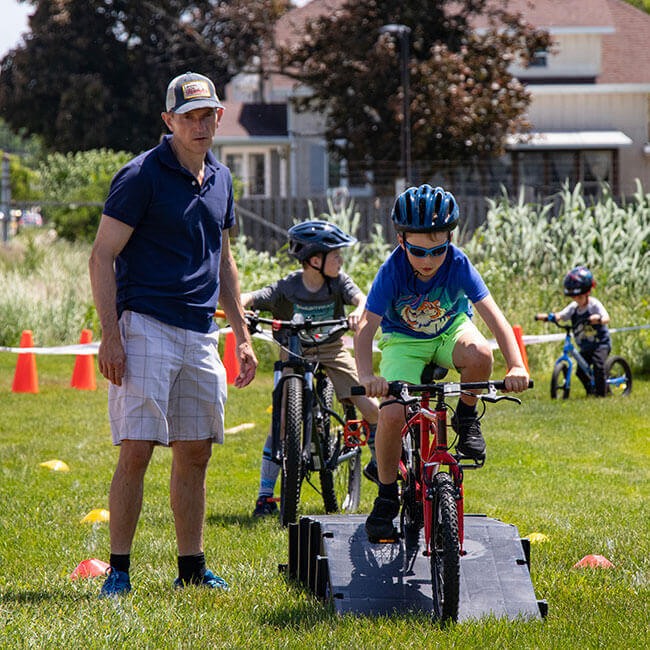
392,184,459,232
288,220,357,262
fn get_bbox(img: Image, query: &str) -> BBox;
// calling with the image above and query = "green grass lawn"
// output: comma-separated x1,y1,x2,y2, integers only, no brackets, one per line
0,351,648,648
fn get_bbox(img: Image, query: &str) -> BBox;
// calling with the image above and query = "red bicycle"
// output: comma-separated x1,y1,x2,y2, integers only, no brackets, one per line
352,371,532,622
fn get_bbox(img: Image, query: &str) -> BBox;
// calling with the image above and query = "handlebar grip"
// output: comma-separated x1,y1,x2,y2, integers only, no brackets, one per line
350,386,366,396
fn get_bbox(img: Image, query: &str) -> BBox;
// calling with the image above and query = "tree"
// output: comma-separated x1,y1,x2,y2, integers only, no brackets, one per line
279,0,552,189
0,0,288,153
623,0,650,13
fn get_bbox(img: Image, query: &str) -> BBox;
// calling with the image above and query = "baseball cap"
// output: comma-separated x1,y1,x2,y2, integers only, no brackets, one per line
165,72,225,114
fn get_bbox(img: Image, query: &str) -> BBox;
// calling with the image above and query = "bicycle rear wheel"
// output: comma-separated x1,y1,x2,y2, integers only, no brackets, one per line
319,377,361,513
605,355,632,397
551,361,570,399
280,376,303,527
429,472,460,623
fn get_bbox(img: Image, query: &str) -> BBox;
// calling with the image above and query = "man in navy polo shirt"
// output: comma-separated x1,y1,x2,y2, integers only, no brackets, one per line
89,72,257,597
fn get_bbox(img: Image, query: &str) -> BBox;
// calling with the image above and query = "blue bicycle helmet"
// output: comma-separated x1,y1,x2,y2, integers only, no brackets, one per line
391,184,459,232
564,266,594,296
288,220,357,262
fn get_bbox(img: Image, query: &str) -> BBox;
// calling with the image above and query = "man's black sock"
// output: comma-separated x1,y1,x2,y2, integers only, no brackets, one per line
110,553,130,574
456,399,477,419
378,480,398,501
178,552,206,584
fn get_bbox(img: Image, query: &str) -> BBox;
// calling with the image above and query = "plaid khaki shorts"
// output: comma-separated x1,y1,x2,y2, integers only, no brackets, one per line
108,311,227,446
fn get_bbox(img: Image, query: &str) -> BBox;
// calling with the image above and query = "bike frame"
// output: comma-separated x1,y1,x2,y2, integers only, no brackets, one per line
555,329,596,392
265,319,361,476
401,393,465,555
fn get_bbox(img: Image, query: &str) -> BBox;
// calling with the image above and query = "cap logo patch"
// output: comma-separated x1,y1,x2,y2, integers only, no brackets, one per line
182,81,211,99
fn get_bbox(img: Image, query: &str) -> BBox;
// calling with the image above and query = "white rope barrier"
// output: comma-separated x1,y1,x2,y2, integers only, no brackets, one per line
1,324,648,355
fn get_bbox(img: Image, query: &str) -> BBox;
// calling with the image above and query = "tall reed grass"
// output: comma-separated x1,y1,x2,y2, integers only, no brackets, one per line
2,184,648,373
465,182,650,373
0,231,96,347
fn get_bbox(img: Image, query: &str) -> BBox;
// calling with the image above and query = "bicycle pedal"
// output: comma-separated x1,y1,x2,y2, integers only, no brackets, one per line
367,535,401,544
367,528,402,544
454,452,485,468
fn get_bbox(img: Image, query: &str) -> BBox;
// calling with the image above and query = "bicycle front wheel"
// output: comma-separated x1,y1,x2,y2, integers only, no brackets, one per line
551,361,570,400
429,472,460,624
605,355,632,397
280,376,303,527
318,377,361,513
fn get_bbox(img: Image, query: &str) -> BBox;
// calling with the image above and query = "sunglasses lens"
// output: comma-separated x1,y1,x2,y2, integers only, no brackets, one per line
405,240,448,257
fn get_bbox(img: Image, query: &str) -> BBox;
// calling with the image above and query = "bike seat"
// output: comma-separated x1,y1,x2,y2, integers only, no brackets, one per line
420,362,448,383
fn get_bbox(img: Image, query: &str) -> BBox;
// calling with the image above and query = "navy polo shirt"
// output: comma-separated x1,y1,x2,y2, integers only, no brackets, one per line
103,135,235,333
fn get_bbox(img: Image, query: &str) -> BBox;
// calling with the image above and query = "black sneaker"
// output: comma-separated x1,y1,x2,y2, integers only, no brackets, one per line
365,496,400,542
452,412,486,460
252,496,278,517
363,460,380,485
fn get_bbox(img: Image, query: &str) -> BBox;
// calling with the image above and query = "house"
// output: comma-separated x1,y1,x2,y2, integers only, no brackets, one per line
213,0,650,200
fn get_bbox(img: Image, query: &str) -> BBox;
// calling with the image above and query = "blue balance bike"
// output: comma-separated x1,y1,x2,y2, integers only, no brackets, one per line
535,315,632,399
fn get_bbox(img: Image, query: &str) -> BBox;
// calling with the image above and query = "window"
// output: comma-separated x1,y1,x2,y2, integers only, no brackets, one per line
225,154,243,180
248,153,265,195
582,151,611,195
529,50,548,67
512,150,614,198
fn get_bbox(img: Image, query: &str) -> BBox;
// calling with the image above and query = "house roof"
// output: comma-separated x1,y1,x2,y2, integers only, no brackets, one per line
275,0,650,84
470,0,614,31
275,0,344,49
215,102,288,138
599,0,650,83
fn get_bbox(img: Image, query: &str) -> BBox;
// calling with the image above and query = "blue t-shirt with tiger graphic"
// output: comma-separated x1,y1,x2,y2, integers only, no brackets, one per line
366,244,489,339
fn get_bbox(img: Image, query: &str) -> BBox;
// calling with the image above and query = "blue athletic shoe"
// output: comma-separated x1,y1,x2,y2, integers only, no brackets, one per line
173,569,230,591
99,567,131,598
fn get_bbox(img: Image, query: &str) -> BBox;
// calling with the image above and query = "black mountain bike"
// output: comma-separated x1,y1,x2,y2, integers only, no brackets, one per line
246,312,366,527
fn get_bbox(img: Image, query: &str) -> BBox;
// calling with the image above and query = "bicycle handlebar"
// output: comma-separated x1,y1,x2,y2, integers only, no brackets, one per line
244,311,349,333
215,309,348,331
351,379,534,397
535,314,571,333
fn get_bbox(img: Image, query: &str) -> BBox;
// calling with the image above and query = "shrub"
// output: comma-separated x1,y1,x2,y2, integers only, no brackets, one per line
38,149,132,242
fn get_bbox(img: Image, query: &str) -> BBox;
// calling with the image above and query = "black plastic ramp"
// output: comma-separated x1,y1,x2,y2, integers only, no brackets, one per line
288,513,546,620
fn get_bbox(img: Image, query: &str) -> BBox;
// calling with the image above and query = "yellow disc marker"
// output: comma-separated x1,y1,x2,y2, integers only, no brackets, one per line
527,532,550,544
80,509,110,524
40,460,70,472
266,405,273,414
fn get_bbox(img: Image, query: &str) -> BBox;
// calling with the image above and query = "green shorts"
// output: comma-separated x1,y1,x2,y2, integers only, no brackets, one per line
378,314,478,384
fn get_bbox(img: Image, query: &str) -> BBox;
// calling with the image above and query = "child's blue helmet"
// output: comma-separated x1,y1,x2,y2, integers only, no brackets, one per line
391,184,459,232
564,266,594,296
288,220,357,262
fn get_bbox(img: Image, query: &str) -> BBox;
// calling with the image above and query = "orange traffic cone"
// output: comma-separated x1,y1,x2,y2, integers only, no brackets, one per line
512,325,530,374
71,329,96,390
223,331,240,385
12,330,39,393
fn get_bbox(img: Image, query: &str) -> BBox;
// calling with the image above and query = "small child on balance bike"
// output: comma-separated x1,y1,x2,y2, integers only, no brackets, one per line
535,266,611,396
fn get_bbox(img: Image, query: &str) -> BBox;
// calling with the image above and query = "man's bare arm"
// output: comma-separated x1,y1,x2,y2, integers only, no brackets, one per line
89,215,134,386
